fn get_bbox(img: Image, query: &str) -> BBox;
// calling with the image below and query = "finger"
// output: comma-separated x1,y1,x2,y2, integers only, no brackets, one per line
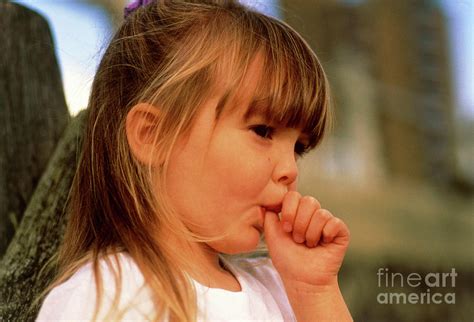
305,208,332,248
280,191,301,233
292,196,321,244
263,211,282,241
321,215,350,245
264,210,293,251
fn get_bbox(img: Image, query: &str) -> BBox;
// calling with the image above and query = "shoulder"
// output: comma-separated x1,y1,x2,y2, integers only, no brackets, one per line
36,253,154,321
36,262,98,321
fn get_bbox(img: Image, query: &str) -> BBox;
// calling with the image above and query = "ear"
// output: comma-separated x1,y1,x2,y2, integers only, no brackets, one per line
126,103,162,166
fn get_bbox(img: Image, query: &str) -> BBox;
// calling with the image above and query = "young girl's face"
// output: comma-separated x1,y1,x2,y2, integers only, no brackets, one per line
165,57,309,254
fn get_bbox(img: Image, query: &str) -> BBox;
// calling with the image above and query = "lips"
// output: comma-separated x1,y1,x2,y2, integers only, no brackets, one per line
256,204,282,233
262,204,282,214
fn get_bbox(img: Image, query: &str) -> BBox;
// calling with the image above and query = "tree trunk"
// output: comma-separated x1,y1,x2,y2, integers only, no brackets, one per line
0,2,70,257
0,111,86,321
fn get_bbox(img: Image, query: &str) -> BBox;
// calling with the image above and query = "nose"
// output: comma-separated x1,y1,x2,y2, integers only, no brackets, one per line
272,149,298,188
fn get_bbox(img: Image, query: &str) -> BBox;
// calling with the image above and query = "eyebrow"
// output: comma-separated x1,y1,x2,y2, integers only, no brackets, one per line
243,96,273,123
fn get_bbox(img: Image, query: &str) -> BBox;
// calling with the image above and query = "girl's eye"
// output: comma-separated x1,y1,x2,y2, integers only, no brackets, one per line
294,141,309,157
250,125,274,139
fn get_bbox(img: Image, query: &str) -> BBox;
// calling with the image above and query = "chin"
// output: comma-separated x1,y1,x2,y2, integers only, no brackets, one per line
233,229,262,254
216,229,261,255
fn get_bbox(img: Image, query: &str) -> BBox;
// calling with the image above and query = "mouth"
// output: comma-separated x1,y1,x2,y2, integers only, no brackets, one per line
262,204,282,214
255,204,282,233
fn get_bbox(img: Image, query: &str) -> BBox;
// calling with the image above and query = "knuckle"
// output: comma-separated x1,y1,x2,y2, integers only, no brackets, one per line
301,195,314,203
286,190,301,200
293,217,306,231
301,196,321,208
318,208,333,220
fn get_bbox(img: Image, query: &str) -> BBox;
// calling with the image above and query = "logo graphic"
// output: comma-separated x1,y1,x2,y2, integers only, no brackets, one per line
376,268,457,304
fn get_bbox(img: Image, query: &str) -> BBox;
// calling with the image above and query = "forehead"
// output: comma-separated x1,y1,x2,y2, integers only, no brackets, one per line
214,53,264,116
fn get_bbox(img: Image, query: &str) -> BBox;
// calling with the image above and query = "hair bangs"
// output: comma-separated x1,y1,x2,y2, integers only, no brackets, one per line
206,9,331,151
243,16,331,149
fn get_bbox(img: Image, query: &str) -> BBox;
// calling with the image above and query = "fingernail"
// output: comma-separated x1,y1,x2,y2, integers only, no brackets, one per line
282,222,292,232
294,234,304,243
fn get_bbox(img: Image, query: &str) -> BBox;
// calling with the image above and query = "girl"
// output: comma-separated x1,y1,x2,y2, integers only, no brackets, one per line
37,0,352,321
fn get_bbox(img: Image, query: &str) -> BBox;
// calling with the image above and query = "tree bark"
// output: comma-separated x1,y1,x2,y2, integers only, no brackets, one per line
0,111,86,322
0,2,70,257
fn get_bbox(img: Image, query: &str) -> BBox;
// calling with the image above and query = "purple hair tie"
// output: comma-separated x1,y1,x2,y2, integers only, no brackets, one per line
124,0,154,18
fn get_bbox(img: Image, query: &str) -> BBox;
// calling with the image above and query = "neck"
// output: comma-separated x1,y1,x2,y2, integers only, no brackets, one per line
162,228,228,278
159,227,242,291
187,240,226,275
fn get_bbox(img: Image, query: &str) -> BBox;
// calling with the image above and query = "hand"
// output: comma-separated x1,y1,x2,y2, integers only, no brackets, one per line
263,191,350,289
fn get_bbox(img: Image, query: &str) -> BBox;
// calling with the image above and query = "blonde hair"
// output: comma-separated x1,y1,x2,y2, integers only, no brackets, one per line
46,1,331,321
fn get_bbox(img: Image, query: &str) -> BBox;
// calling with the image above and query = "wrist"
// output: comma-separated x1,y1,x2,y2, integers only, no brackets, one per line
282,276,340,297
282,278,353,322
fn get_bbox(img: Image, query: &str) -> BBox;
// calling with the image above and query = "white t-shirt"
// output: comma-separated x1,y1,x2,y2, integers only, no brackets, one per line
36,253,296,321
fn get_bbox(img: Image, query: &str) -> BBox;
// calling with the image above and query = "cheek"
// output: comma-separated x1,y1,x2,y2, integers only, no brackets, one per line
206,138,271,201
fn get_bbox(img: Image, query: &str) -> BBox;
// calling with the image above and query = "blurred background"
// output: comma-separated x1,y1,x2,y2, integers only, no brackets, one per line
11,0,474,321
